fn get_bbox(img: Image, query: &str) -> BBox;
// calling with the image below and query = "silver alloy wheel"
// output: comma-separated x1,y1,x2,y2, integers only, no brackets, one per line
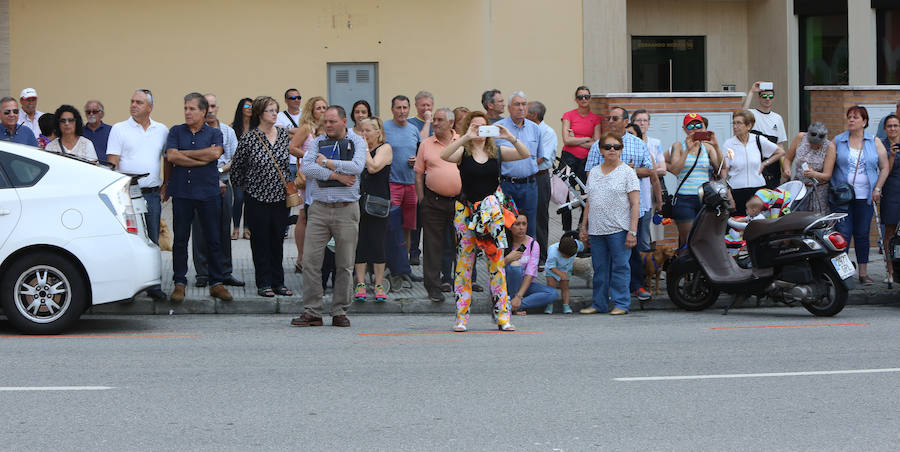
13,265,72,324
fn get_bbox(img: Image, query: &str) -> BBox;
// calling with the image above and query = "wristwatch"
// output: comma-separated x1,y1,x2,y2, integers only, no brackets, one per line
629,231,637,237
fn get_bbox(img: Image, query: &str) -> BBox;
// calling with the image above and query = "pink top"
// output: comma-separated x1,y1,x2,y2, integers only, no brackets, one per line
513,236,540,277
562,109,602,159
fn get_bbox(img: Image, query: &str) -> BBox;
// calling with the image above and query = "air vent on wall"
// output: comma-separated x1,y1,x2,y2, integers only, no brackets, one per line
336,70,349,83
356,70,369,83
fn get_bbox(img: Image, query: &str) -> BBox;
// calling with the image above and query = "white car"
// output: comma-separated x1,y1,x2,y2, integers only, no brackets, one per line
0,142,161,334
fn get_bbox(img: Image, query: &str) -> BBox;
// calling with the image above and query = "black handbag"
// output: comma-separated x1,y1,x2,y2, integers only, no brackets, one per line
828,149,863,207
362,193,390,218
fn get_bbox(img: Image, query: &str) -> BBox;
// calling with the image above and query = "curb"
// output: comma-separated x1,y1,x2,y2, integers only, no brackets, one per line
87,285,899,316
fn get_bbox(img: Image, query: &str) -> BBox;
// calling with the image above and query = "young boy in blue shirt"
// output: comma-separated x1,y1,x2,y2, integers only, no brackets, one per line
544,234,584,314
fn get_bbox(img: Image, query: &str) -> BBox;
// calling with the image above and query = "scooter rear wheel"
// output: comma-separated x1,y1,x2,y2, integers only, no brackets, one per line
667,259,720,311
801,262,847,317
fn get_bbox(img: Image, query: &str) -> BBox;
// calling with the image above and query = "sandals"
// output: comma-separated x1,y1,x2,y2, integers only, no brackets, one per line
453,322,467,332
273,286,293,296
257,287,275,297
497,322,516,331
859,275,874,286
243,229,251,240
231,230,239,240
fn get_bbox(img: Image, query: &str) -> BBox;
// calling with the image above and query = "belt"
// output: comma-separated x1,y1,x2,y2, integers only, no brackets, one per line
536,169,549,175
141,186,160,194
500,175,535,184
425,186,456,201
315,200,352,208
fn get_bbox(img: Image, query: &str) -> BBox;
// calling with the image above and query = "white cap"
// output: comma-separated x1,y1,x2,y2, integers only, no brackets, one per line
19,88,37,99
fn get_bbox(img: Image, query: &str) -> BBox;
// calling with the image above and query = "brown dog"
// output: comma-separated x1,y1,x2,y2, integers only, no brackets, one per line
641,245,677,295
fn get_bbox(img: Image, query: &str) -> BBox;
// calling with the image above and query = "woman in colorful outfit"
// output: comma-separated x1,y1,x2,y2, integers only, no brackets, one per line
830,106,889,285
668,113,722,247
440,111,531,332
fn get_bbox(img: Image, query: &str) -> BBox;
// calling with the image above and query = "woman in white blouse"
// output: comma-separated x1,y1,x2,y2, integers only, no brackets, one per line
44,105,97,162
720,109,784,216
579,133,640,316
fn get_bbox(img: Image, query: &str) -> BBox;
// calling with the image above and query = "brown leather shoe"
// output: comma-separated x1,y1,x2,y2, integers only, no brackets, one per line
332,315,351,327
291,312,324,326
209,284,233,301
170,284,185,303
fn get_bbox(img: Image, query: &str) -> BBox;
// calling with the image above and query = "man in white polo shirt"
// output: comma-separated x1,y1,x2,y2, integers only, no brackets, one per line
276,88,303,177
106,89,169,301
743,81,787,188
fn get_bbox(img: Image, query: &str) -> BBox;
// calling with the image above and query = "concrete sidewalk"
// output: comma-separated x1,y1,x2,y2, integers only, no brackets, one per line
90,202,900,315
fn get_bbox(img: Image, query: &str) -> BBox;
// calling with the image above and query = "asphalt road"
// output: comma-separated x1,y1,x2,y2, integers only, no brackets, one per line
3,306,900,451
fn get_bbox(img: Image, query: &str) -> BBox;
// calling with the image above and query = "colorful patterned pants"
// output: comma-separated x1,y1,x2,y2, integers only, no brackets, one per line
453,202,511,328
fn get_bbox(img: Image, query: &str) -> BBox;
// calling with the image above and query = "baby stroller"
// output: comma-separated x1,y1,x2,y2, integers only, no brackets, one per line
725,180,809,268
551,158,588,220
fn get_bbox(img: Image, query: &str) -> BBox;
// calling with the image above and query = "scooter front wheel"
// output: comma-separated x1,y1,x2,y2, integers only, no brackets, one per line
801,261,848,317
667,258,720,311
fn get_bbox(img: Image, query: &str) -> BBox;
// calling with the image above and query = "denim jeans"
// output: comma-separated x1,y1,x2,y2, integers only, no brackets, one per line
143,190,161,245
505,265,558,309
589,231,631,312
385,205,411,276
536,171,551,263
172,197,225,286
501,179,538,237
833,198,874,264
232,186,246,230
630,211,652,291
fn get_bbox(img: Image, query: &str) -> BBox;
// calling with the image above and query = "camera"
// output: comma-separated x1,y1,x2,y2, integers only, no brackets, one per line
759,82,774,90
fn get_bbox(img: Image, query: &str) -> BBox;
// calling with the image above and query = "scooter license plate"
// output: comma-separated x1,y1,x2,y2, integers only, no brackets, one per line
831,254,855,280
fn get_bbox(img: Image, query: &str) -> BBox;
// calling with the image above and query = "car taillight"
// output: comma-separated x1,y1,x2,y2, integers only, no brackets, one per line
827,232,847,250
99,177,139,235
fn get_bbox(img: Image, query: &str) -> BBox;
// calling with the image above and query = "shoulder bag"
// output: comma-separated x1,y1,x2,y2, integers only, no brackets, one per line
661,145,701,219
360,144,390,218
254,130,302,208
828,147,862,207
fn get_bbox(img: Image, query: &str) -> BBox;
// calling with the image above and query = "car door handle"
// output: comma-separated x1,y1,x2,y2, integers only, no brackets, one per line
0,209,10,215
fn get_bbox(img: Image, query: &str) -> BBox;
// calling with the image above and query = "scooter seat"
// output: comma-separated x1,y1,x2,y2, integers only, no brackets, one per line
743,212,821,244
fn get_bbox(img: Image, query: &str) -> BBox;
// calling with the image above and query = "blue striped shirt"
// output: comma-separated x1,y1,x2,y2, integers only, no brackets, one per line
302,129,368,203
676,143,710,195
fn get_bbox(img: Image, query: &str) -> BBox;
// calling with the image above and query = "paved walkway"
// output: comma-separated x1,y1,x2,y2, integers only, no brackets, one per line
91,202,900,315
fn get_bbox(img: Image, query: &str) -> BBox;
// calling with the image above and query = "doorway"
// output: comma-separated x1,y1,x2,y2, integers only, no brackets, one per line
631,36,706,92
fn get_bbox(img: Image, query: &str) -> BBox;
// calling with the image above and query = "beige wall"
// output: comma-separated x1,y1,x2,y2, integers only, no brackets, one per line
9,0,583,138
626,0,750,93
747,0,795,136
583,0,628,93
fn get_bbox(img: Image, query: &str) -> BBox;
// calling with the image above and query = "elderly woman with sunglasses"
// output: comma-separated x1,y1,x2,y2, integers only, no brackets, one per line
720,110,784,216
44,105,97,162
782,122,836,213
579,132,640,315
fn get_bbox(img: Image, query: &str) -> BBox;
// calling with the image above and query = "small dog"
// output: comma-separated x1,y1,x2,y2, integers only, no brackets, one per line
642,245,677,295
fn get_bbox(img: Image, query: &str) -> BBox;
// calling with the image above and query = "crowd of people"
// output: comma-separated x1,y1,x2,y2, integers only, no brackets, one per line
3,84,899,331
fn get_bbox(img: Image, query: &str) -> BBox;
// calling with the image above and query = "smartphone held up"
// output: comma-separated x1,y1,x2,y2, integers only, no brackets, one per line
478,125,500,137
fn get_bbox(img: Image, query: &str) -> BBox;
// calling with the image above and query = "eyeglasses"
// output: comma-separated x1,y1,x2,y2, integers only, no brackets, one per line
885,124,900,129
633,118,649,123
242,104,252,109
576,95,591,100
2,109,19,115
808,132,826,138
287,96,301,101
685,123,704,130
606,116,623,122
601,144,623,150
759,93,775,99
59,117,76,123
85,110,102,115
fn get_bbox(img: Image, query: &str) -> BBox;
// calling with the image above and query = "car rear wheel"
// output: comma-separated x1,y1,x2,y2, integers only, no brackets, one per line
0,252,88,334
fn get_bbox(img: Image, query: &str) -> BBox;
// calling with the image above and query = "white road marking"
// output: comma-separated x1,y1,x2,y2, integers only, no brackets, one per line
0,386,113,391
614,368,900,382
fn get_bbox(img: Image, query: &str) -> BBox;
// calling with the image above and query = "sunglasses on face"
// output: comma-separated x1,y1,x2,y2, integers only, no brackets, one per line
576,94,591,100
3,109,19,115
601,144,623,150
606,116,622,122
808,132,826,139
759,93,775,99
686,123,703,130
242,104,251,109
85,110,101,115
287,96,301,101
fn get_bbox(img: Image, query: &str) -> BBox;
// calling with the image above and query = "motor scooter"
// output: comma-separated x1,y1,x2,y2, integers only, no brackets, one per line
666,181,853,316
